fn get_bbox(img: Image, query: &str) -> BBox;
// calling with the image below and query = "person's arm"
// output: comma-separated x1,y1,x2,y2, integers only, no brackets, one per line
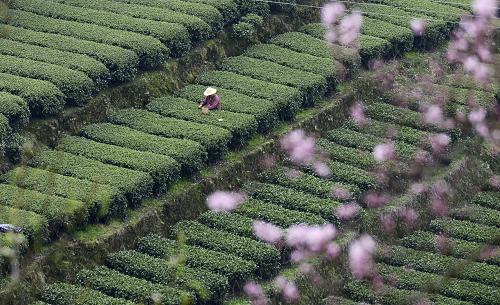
198,97,206,108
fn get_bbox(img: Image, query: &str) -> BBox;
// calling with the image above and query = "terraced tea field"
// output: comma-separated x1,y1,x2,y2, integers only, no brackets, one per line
0,0,498,304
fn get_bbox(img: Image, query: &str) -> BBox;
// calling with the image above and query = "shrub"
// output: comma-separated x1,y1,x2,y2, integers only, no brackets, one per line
232,21,255,40
344,281,472,305
322,161,377,190
29,149,153,207
147,96,258,146
377,263,499,305
350,2,449,46
77,266,193,305
184,0,239,23
172,221,281,277
0,39,110,89
176,84,280,132
81,123,206,175
364,102,431,131
221,55,328,106
42,283,135,305
374,0,467,22
344,119,430,147
0,114,11,151
450,204,500,227
317,139,377,169
472,191,500,210
198,211,255,238
197,70,301,119
108,108,231,159
237,199,326,227
9,10,169,68
270,32,360,70
325,128,419,159
57,135,181,193
449,87,496,108
0,72,64,117
362,17,414,52
244,43,338,85
300,23,394,62
234,0,270,17
5,25,138,81
3,166,126,220
378,245,500,287
13,0,191,57
0,183,87,232
137,234,257,283
48,0,213,44
400,231,500,266
359,35,393,63
243,181,340,221
0,92,28,131
259,166,360,198
0,54,94,106
241,13,263,28
111,0,224,30
430,219,499,244
106,250,228,302
0,206,48,242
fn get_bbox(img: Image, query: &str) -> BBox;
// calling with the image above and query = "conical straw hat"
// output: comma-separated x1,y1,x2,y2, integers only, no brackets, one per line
204,87,217,96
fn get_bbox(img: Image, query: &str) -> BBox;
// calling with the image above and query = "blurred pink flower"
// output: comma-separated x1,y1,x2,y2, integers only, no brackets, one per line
349,235,376,280
326,242,341,260
489,175,500,189
403,208,419,227
275,277,299,302
429,133,450,153
423,105,444,125
410,19,426,36
331,186,352,200
336,203,360,220
313,161,332,177
321,1,345,26
363,192,390,208
479,246,498,260
244,282,264,298
472,0,498,17
435,234,450,254
380,214,396,233
206,191,245,212
431,198,448,216
373,142,396,161
298,262,313,274
286,224,337,253
253,221,283,244
410,183,427,194
350,102,368,127
281,129,316,164
339,11,362,46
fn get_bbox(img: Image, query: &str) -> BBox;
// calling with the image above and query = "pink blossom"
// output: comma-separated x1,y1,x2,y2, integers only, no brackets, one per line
423,105,444,125
489,175,500,189
325,30,338,44
253,221,283,244
435,234,450,254
336,203,360,220
331,186,352,200
281,130,316,164
313,161,331,177
363,192,390,208
244,282,264,298
410,183,427,194
475,122,490,137
206,191,245,212
326,242,341,260
472,63,492,83
472,0,498,18
285,169,303,180
429,133,450,153
321,1,345,26
403,208,419,227
275,277,299,302
431,198,448,216
339,11,362,46
410,19,426,36
463,56,480,72
350,102,368,126
380,214,396,233
373,142,396,161
469,107,486,124
349,235,376,280
286,224,337,252
478,246,498,260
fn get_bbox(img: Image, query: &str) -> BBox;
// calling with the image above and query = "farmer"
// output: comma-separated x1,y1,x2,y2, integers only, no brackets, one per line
198,87,221,114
